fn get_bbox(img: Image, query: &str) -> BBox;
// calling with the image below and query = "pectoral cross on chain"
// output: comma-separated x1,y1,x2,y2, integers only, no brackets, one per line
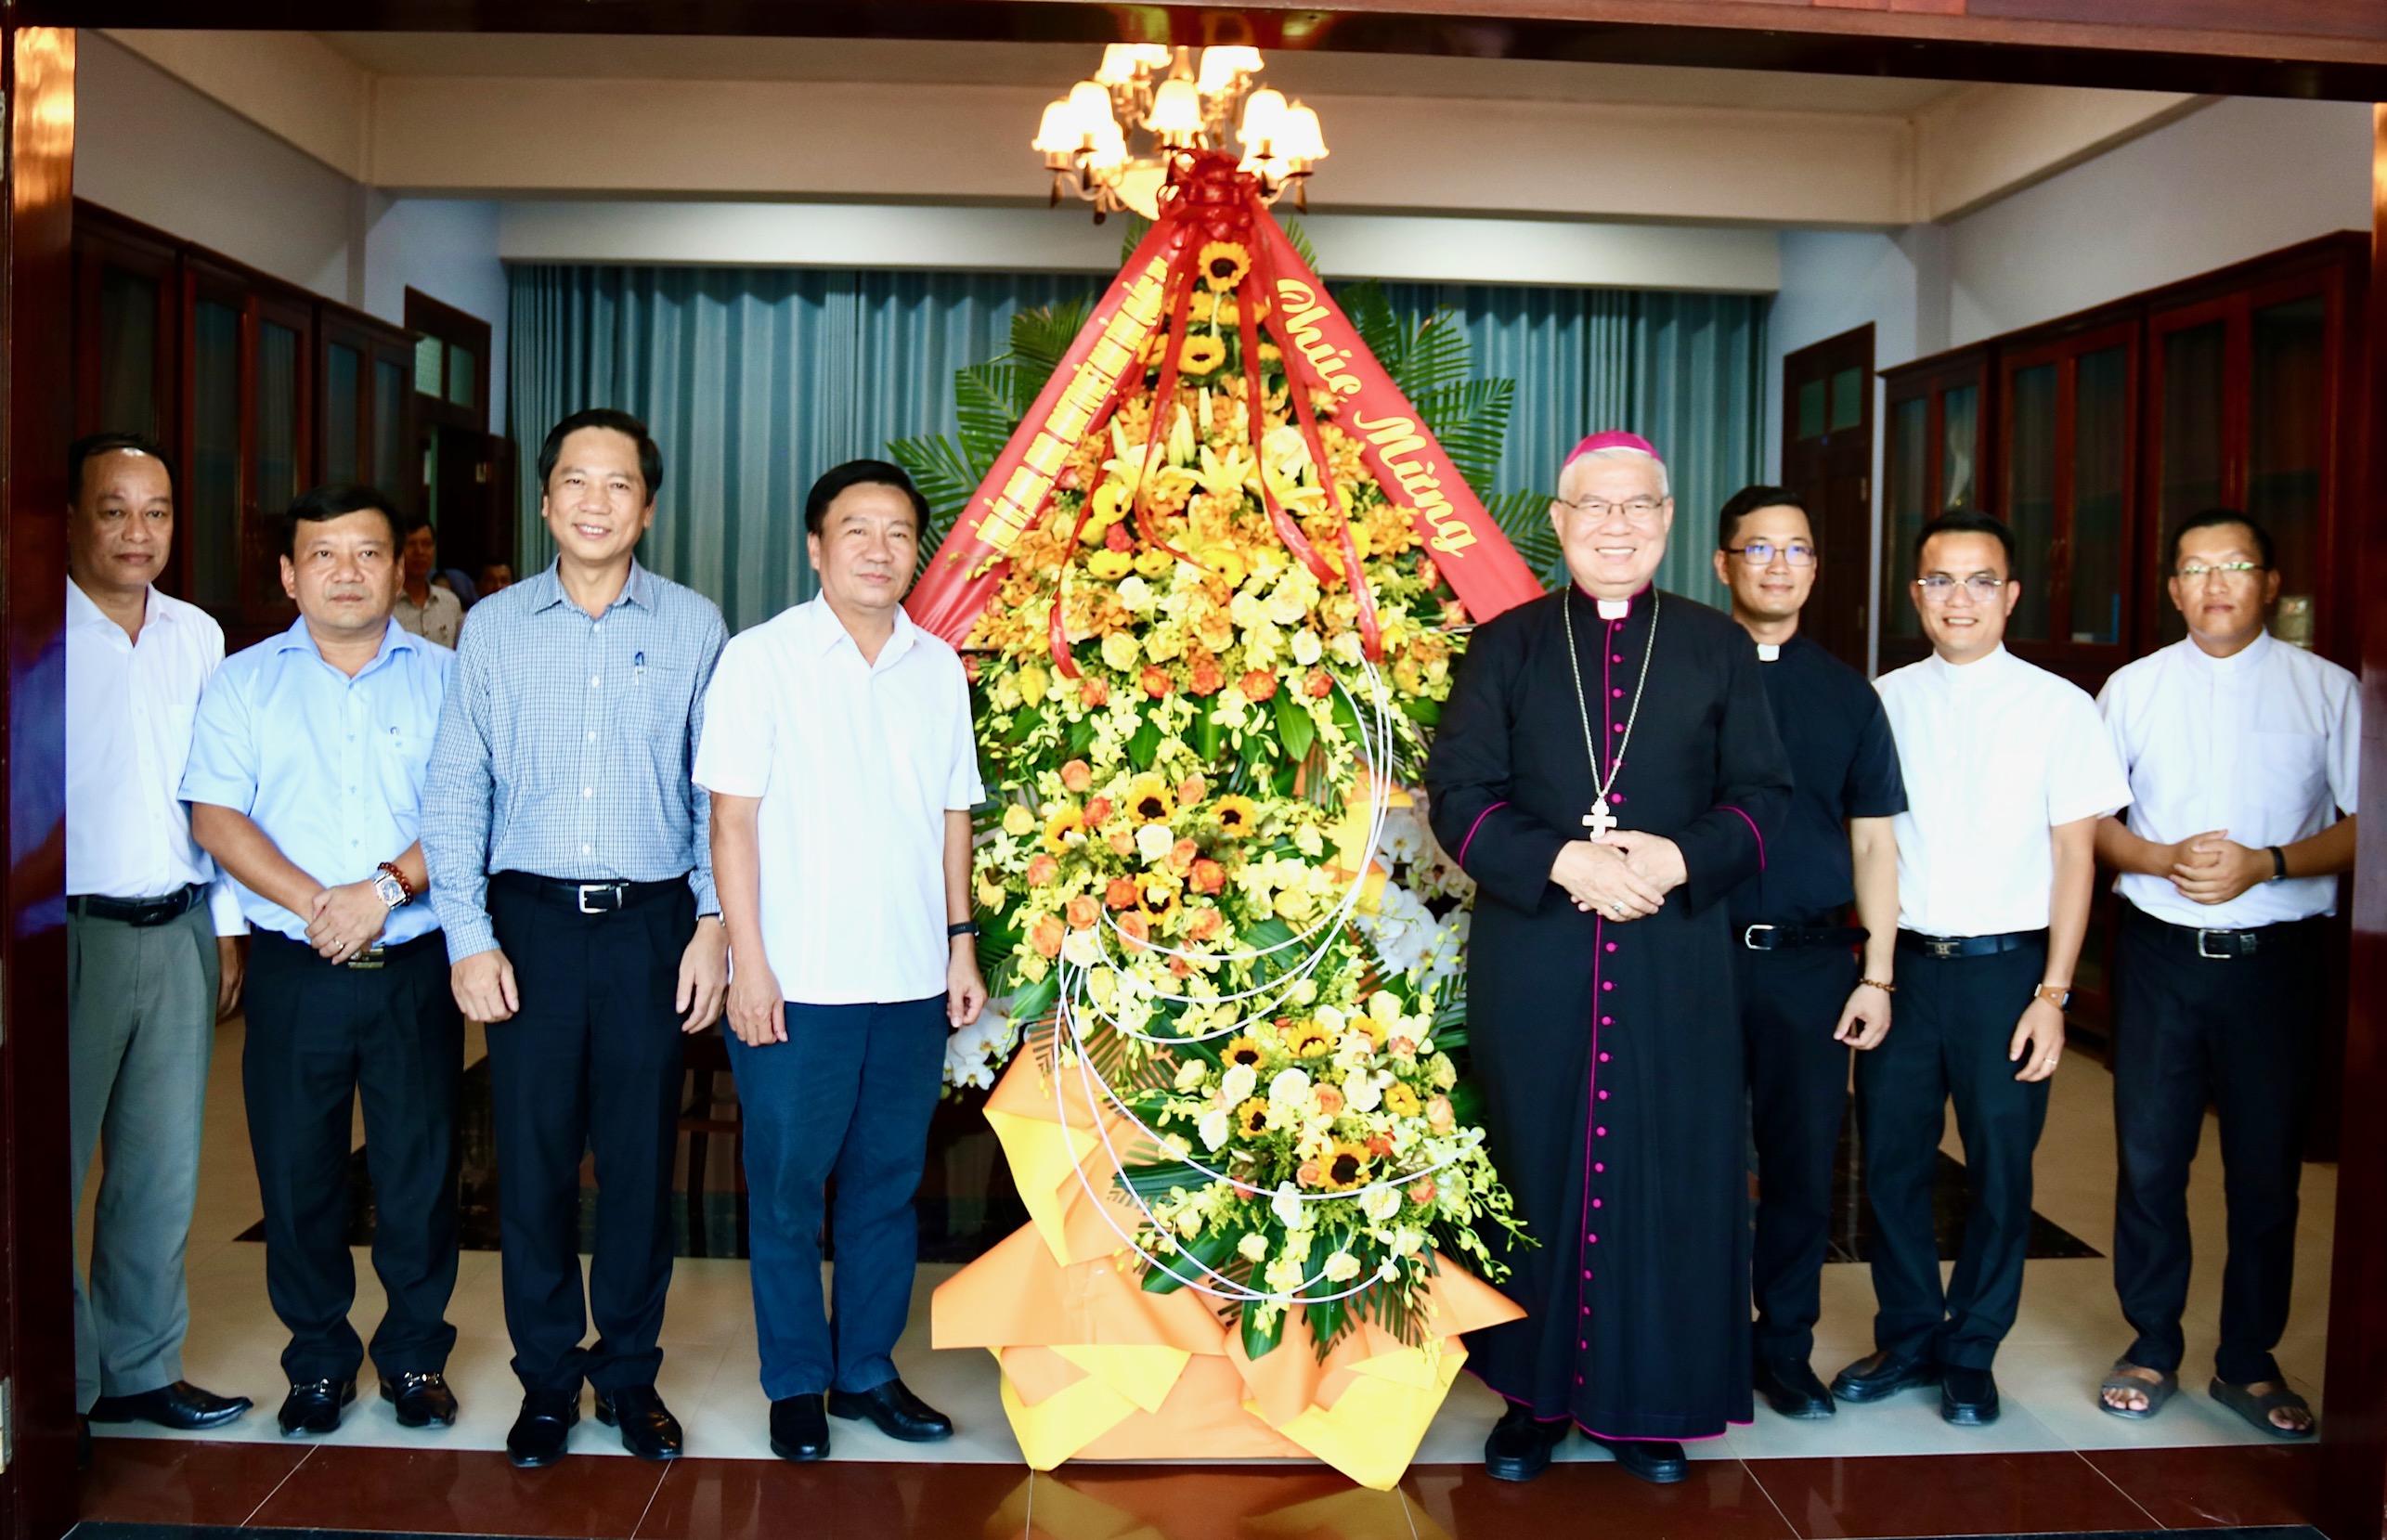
1582,796,1619,838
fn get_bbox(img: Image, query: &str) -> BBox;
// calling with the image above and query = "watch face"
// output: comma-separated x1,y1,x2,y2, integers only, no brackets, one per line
374,873,407,908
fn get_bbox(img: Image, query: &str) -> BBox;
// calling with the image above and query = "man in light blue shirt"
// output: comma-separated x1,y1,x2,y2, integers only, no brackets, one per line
185,484,461,1441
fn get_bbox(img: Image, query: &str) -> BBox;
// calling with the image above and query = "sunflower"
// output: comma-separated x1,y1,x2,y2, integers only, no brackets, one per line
1222,1035,1267,1070
1200,239,1252,293
1235,1098,1272,1137
1125,773,1176,825
1319,1140,1371,1191
1213,795,1259,836
1282,1018,1335,1059
1179,334,1227,375
1041,806,1085,854
1383,1082,1422,1118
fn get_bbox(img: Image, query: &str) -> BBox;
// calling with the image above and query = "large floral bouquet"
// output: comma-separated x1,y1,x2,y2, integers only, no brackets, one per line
922,232,1526,1357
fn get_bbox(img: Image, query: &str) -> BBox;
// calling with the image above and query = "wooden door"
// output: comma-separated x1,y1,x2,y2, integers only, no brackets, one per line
1779,325,1873,669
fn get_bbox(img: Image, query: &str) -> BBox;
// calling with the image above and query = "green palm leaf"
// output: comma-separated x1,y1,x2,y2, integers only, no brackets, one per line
1486,488,1563,587
1411,378,1515,497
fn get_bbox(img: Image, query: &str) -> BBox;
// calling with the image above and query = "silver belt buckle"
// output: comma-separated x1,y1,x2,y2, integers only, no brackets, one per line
577,882,621,914
1742,925,1774,950
2196,929,2238,960
1926,938,1961,960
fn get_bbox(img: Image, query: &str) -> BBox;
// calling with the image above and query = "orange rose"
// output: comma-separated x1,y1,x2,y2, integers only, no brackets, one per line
1084,796,1113,827
1080,676,1109,708
1066,895,1099,929
1140,666,1173,699
1314,1085,1344,1116
1367,1133,1395,1158
1176,774,1208,805
1167,838,1200,874
1117,911,1151,951
1189,859,1226,895
1188,907,1225,939
1025,854,1059,886
1426,1095,1455,1132
1169,955,1193,977
1296,1160,1323,1189
1188,657,1224,696
1240,669,1278,703
1060,759,1094,793
1105,876,1141,910
1304,671,1332,699
1408,1178,1437,1206
1029,915,1065,958
1109,830,1135,857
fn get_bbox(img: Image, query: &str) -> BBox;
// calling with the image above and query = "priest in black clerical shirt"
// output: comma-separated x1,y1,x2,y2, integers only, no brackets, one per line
1426,431,1791,1485
1710,486,1906,1422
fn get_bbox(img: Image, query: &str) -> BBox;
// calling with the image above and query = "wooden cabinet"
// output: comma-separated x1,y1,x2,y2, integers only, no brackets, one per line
1878,232,2366,688
72,202,422,644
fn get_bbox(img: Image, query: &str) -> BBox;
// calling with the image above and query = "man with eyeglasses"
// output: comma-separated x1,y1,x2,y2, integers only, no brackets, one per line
2090,509,2355,1440
1707,487,1904,1421
1428,432,1790,1484
1836,510,2128,1427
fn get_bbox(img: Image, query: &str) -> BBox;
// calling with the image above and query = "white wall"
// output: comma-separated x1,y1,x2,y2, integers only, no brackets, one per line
75,30,368,307
366,198,509,422
1946,95,2371,344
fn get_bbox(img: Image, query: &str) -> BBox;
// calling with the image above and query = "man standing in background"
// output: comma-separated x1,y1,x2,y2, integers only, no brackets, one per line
2094,510,2356,1439
1709,486,1903,1420
186,484,462,1440
65,434,253,1457
424,408,728,1469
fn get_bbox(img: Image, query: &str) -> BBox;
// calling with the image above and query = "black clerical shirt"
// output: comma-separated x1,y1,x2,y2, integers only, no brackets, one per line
1726,633,1906,928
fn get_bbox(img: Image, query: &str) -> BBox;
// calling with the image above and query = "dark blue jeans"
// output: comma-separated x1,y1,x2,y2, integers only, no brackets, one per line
728,996,948,1402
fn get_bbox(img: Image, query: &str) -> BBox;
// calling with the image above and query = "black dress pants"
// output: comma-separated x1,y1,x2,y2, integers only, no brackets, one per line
244,931,462,1385
486,875,695,1396
2112,903,2319,1386
1736,941,1857,1367
1856,938,2047,1372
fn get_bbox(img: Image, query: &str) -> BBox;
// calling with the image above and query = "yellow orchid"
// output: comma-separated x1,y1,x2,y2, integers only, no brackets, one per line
1195,443,1257,501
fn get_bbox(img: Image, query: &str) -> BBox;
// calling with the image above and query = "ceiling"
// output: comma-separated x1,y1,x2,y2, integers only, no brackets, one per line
315,33,1968,115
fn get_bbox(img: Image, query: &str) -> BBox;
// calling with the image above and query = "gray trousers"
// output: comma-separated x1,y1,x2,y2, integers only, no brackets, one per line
70,900,220,1410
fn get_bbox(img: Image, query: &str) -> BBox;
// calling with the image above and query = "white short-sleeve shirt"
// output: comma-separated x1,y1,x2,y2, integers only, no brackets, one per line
2096,631,2360,928
694,596,984,1005
1876,645,2131,938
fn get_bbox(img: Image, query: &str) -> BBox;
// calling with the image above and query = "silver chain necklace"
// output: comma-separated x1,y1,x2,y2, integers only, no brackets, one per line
1563,589,1660,838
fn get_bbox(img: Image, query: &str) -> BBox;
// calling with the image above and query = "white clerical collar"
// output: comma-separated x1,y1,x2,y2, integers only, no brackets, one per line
1757,642,1781,662
1926,642,2014,687
1574,583,1647,622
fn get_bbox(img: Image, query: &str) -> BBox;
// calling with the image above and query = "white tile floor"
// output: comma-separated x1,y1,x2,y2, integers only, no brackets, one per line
82,1016,2333,1465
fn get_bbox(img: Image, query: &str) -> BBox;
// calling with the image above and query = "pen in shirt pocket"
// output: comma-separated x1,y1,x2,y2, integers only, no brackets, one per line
634,650,646,679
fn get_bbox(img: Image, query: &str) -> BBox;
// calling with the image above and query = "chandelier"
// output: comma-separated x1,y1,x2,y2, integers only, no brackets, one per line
1032,45,1328,222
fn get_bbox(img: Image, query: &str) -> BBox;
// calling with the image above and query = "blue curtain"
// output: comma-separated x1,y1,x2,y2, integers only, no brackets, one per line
1375,285,1771,603
512,266,1767,629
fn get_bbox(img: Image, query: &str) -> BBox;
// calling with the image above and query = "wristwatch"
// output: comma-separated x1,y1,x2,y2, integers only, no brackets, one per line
2033,984,2071,1011
372,861,412,911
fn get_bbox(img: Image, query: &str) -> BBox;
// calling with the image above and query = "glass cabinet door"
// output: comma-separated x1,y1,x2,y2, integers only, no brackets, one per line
323,341,362,485
1886,395,1927,641
188,297,243,613
2070,345,2129,646
1998,322,2137,664
2248,294,2327,648
2004,362,2057,642
1940,384,1979,513
256,320,302,520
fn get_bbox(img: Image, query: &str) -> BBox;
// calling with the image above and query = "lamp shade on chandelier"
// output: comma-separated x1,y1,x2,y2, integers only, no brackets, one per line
1034,45,1329,220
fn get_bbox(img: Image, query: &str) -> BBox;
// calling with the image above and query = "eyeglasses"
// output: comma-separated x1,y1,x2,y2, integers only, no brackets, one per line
1554,496,1667,526
2174,562,2266,581
1913,574,2009,602
1726,541,1815,568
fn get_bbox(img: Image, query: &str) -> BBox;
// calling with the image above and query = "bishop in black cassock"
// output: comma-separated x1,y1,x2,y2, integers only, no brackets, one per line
1426,432,1790,1484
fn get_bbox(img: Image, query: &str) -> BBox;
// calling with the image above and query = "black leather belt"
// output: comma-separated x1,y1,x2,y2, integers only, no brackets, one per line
1742,922,1867,951
1897,927,2047,960
69,884,205,927
2124,904,2328,960
257,928,447,971
494,871,687,914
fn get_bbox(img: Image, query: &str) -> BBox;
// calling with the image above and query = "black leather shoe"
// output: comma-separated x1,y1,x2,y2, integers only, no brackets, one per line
769,1394,831,1462
379,1371,459,1429
1484,1404,1566,1482
1588,1433,1689,1484
1940,1365,2001,1426
1755,1356,1836,1419
506,1390,580,1469
1832,1350,1941,1404
277,1378,356,1437
827,1378,954,1443
86,1380,253,1430
594,1385,683,1461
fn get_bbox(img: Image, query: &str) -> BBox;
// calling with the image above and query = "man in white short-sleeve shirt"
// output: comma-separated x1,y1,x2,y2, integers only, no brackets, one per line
2092,510,2356,1439
1833,511,2129,1430
696,459,987,1466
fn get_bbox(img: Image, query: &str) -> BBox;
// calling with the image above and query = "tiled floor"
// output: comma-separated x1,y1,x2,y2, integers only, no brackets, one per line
78,1441,2324,1537
72,1015,2338,1535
